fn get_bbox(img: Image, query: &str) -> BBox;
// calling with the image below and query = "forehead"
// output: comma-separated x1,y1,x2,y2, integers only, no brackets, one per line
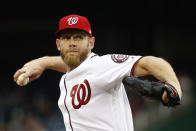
58,28,89,38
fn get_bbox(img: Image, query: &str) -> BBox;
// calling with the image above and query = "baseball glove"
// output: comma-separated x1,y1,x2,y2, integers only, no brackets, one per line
122,76,181,107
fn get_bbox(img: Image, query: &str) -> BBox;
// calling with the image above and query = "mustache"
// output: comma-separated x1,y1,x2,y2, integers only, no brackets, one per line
60,49,80,58
65,49,80,53
67,50,79,52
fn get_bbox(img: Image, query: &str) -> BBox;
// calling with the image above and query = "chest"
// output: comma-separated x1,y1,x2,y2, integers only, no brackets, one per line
58,72,119,113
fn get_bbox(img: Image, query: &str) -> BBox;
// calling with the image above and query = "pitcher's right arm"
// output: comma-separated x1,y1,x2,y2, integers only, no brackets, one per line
14,56,66,86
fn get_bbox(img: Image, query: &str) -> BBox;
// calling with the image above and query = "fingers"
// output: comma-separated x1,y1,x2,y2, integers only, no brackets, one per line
29,74,40,82
16,73,29,86
14,59,45,86
13,67,27,82
14,67,31,86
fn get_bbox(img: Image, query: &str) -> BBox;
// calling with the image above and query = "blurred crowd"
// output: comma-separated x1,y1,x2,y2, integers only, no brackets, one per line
0,84,65,131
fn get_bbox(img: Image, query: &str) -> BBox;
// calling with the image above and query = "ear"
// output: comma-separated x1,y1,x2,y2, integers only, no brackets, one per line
56,39,60,51
89,36,95,50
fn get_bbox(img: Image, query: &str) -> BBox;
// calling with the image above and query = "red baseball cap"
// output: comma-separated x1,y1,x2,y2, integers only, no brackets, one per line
56,14,92,37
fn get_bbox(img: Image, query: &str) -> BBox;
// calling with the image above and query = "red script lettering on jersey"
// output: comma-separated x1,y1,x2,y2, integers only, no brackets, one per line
70,79,91,109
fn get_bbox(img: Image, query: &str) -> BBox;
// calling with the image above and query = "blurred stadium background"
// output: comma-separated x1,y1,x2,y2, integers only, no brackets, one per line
0,0,196,131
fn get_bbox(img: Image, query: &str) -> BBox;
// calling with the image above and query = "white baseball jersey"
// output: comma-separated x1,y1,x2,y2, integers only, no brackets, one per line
58,52,142,131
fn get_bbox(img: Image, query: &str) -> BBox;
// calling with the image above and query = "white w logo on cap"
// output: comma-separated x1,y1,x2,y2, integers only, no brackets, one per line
67,17,78,25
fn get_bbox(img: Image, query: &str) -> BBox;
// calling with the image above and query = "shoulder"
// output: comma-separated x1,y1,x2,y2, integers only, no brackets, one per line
100,54,137,63
91,53,143,64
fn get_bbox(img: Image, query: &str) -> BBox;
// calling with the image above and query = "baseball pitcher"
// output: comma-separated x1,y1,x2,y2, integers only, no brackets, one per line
14,14,182,131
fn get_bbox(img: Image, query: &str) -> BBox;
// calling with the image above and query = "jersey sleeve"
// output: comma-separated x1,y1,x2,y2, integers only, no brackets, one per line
108,54,142,76
95,54,143,90
109,54,142,77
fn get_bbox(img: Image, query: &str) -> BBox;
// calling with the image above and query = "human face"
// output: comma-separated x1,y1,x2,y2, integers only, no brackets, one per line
56,31,94,71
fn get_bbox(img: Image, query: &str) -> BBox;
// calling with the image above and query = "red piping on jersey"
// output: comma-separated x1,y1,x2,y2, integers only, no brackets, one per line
64,78,74,131
90,54,97,58
130,56,144,76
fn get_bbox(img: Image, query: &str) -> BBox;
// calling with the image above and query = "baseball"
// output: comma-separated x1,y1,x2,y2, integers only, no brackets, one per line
17,73,29,86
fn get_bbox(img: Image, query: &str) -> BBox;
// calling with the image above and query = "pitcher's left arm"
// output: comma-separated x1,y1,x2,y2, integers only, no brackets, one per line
132,56,182,99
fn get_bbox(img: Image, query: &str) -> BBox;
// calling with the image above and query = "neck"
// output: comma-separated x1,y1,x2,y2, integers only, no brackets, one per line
67,66,76,73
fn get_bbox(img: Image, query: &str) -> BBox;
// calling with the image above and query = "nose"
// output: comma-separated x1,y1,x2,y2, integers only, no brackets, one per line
69,39,77,48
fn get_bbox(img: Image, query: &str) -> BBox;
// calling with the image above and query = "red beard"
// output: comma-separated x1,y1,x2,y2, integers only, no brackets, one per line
60,47,89,70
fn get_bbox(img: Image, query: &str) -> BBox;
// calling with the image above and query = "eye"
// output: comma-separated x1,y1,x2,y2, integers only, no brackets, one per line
74,35,83,40
61,36,70,40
